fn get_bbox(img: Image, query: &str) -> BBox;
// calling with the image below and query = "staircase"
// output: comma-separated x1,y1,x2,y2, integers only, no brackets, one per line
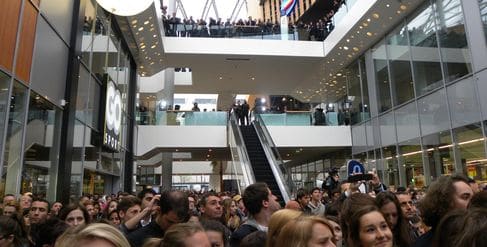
239,124,284,204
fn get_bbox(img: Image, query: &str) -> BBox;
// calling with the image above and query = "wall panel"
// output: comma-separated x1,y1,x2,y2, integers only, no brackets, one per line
0,0,22,71
15,2,38,83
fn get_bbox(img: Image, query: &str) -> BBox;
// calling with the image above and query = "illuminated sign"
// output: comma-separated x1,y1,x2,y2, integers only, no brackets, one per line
103,80,122,151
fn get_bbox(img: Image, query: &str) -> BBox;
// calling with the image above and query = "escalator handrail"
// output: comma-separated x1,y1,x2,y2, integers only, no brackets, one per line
228,112,256,187
253,114,294,202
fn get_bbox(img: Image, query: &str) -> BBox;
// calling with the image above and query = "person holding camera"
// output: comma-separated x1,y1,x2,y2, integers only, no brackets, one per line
322,169,340,198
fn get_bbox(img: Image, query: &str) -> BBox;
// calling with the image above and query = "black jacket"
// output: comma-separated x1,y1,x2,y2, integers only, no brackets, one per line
126,221,165,247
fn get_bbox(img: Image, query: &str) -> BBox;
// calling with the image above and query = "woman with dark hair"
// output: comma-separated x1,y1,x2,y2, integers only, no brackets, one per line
375,191,411,247
433,209,466,247
58,204,90,227
452,207,487,246
341,193,393,247
0,215,28,246
346,204,393,247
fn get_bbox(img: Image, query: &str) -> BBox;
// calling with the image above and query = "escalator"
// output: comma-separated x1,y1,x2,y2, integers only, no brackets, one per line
239,124,284,204
227,112,294,205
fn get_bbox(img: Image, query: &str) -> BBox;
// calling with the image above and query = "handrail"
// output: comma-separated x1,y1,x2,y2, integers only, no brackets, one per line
253,114,295,202
228,112,255,190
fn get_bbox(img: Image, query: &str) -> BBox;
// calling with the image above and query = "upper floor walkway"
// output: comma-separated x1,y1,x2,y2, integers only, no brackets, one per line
135,111,352,157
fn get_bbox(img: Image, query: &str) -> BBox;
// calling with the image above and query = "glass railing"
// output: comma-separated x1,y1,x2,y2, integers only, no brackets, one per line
137,110,228,126
163,24,330,41
253,114,295,201
257,111,354,126
228,112,255,192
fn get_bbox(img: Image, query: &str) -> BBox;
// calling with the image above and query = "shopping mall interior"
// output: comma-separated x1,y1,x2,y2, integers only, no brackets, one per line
0,0,486,202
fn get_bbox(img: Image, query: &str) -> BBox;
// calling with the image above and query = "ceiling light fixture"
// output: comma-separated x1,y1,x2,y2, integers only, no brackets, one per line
96,0,153,16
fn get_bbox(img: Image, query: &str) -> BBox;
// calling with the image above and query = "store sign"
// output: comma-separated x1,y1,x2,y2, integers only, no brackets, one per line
103,80,122,151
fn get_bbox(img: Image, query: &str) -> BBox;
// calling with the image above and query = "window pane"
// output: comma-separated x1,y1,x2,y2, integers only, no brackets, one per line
447,78,481,128
435,0,472,81
21,92,61,200
423,131,454,178
379,112,396,146
352,123,366,154
77,66,90,123
453,124,486,177
481,0,487,42
398,138,424,188
408,3,443,96
359,56,370,120
87,80,101,130
2,82,28,195
71,120,85,197
395,102,420,142
84,127,100,171
372,41,392,112
387,24,414,105
418,88,450,135
382,146,399,186
0,72,10,158
346,61,362,125
81,0,96,66
91,6,110,77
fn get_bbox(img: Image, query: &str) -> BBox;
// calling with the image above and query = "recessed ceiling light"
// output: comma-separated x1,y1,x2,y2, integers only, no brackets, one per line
366,32,373,36
400,5,407,10
343,46,349,50
372,13,380,19
138,27,144,31
144,21,149,25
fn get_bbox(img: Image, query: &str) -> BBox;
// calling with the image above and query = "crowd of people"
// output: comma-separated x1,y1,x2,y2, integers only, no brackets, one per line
0,173,485,246
161,13,336,41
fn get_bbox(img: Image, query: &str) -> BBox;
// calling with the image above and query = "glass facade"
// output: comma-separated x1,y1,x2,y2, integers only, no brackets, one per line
0,0,135,200
74,0,134,197
351,0,487,187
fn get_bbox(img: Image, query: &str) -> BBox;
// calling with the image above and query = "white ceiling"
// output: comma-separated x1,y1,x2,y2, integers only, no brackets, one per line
159,0,424,104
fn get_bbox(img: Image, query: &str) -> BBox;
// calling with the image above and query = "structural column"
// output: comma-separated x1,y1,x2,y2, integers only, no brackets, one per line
160,152,173,191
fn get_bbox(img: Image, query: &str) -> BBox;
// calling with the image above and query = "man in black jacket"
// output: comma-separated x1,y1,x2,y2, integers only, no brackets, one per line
230,183,281,246
126,190,189,247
